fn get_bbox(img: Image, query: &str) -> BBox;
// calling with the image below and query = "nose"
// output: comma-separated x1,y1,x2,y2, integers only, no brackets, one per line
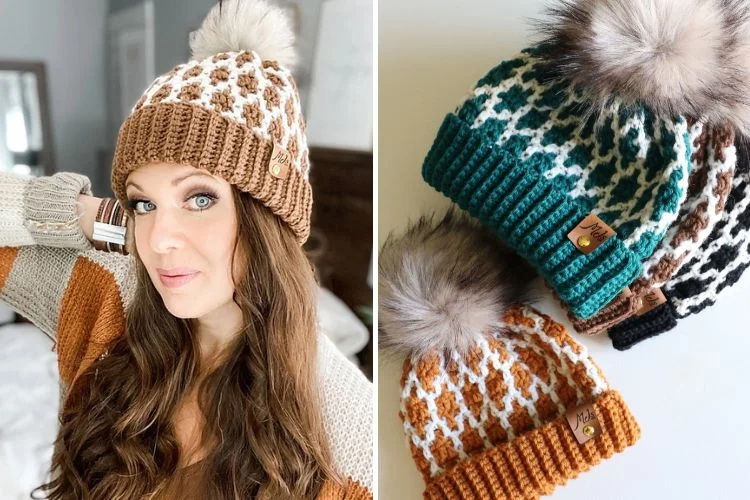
148,206,185,254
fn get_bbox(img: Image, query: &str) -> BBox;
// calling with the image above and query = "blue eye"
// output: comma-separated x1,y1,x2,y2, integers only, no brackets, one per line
124,191,218,215
190,193,217,211
125,199,155,215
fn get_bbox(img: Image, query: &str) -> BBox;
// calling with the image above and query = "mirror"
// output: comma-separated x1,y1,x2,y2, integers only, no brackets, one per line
0,61,55,177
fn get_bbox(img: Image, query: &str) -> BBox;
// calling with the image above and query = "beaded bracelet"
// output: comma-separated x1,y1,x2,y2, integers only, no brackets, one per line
92,198,129,255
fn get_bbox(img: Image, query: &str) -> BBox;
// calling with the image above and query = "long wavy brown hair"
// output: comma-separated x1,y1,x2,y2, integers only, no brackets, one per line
31,188,338,499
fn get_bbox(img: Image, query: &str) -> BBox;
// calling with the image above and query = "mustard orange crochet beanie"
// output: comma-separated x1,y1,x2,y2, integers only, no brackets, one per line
402,306,639,499
111,0,312,243
379,211,640,499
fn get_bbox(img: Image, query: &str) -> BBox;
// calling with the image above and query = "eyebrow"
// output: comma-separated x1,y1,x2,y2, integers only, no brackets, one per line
125,170,216,192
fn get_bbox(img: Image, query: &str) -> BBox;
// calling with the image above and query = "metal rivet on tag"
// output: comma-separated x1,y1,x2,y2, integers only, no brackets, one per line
565,402,601,444
567,213,616,255
269,142,291,180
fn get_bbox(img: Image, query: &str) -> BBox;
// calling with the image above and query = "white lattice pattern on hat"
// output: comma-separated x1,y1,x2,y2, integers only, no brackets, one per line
641,137,736,286
133,50,310,179
466,51,694,252
668,170,750,315
401,307,609,478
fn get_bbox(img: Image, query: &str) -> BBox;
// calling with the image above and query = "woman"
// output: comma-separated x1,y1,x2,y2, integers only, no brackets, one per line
0,0,372,498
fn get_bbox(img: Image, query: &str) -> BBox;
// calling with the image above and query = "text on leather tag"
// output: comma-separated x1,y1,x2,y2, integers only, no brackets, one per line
636,288,667,316
567,213,616,255
565,402,601,445
269,142,291,179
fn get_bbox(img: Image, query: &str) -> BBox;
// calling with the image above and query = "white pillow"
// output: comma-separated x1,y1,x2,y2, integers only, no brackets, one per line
316,287,369,359
0,300,14,325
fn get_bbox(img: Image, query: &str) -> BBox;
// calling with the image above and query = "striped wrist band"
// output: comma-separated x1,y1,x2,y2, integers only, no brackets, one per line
92,198,129,255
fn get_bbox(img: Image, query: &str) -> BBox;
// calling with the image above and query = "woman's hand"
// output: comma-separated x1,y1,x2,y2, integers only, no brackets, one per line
75,194,102,244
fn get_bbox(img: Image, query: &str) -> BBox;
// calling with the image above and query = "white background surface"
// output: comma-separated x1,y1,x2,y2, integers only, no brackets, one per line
0,322,60,500
377,1,750,498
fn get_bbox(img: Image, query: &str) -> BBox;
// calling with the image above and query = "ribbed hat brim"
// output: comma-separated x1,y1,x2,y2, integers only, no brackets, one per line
608,300,679,351
111,102,313,244
423,390,640,500
422,114,642,318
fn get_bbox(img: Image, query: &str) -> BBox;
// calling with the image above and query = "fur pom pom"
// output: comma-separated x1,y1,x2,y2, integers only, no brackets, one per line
190,0,297,68
378,209,536,360
535,0,750,135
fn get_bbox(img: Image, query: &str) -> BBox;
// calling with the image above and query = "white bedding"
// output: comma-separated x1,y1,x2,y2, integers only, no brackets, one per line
316,287,370,359
0,322,59,500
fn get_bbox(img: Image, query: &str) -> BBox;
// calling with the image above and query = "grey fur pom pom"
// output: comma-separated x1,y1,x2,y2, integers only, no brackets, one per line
190,0,297,68
535,0,750,135
378,209,536,360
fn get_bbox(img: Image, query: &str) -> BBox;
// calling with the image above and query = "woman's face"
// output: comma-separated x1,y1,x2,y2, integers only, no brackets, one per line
124,162,240,319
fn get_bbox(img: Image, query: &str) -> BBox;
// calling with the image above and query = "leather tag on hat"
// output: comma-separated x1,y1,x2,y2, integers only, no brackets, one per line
617,286,633,300
567,213,616,255
636,288,667,315
269,142,291,180
565,402,601,445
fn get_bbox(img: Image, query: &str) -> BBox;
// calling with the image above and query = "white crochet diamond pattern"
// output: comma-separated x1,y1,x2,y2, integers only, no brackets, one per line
400,307,609,479
134,50,310,180
668,169,750,315
641,134,736,287
464,51,692,255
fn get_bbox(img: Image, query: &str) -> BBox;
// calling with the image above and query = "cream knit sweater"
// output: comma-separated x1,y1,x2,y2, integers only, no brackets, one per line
0,171,373,497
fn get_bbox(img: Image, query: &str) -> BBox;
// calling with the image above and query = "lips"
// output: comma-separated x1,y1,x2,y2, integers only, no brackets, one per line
157,268,199,289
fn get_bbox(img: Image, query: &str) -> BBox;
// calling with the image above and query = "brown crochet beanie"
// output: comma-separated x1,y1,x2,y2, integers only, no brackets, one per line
111,0,312,243
379,212,640,499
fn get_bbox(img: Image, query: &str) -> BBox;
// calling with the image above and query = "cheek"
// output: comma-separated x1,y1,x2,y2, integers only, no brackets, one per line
221,234,241,283
132,221,150,260
133,225,161,286
196,217,239,281
131,211,237,282
231,244,247,284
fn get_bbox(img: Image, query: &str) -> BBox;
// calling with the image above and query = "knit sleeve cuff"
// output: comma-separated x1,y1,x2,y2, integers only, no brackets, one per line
23,172,94,250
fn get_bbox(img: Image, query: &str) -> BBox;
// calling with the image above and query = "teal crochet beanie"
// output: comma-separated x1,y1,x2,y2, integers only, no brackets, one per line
422,47,696,319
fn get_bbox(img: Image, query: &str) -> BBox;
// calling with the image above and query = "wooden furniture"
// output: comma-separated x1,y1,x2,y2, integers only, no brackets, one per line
307,147,373,379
